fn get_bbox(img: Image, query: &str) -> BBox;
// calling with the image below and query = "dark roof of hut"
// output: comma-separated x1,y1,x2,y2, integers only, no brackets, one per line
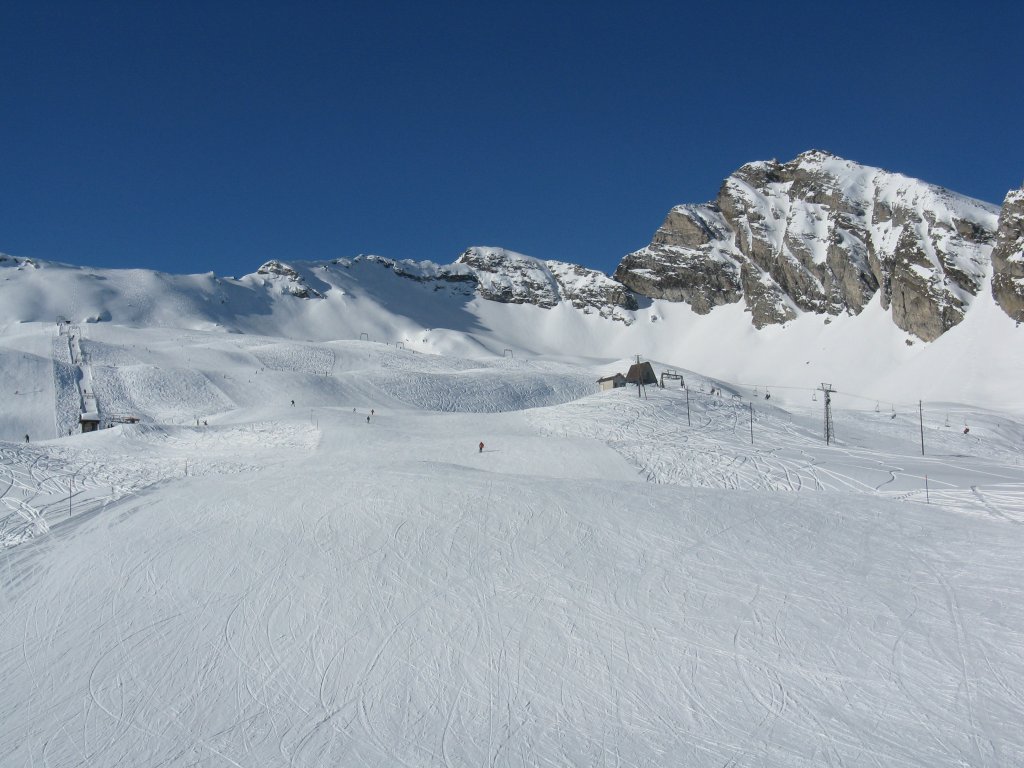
625,362,657,384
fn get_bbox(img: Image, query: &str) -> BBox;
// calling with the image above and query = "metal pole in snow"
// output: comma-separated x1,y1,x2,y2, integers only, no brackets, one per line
749,403,754,445
69,480,72,518
925,474,930,503
685,386,691,427
919,400,925,456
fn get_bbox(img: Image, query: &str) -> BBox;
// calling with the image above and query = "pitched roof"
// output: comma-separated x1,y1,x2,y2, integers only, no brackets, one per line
625,361,657,384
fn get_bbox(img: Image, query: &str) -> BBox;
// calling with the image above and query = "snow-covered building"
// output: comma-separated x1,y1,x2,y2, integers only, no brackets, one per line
596,373,626,391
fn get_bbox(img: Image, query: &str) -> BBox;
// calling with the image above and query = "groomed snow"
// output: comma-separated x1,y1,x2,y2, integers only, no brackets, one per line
2,322,1024,766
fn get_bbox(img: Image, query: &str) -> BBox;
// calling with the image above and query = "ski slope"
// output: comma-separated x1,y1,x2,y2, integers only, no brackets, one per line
2,327,1024,767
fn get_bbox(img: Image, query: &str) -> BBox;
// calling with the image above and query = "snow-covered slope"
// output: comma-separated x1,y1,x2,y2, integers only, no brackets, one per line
1,244,1022,419
3,154,1023,767
2,333,1023,766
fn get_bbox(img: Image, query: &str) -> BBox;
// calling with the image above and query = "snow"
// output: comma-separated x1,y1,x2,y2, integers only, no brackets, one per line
1,253,1023,766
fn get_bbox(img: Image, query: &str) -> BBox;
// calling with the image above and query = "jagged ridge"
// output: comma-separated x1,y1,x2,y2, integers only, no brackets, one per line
615,150,1002,340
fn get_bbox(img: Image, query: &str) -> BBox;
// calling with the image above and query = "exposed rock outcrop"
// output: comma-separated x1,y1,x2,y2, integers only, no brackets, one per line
455,248,561,307
615,150,1000,338
614,205,742,313
0,254,39,269
991,186,1024,322
358,248,637,322
256,261,323,299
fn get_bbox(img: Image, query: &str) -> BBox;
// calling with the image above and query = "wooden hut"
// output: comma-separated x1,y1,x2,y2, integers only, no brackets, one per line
625,361,657,386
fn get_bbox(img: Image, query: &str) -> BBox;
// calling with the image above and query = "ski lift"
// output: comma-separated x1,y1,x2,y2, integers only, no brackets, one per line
812,391,818,402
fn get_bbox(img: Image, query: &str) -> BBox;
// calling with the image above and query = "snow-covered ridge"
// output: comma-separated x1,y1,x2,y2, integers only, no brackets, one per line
349,247,637,321
255,260,324,299
616,149,1003,340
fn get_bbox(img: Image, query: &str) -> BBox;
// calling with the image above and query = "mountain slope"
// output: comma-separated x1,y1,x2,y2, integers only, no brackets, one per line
615,150,1001,340
2,243,1023,421
2,340,1023,766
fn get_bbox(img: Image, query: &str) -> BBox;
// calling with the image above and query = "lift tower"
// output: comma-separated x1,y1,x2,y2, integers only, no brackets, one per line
820,383,836,445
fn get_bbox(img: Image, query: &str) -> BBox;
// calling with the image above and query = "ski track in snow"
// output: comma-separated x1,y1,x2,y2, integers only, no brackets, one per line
531,387,1024,523
1,334,1023,767
0,422,318,548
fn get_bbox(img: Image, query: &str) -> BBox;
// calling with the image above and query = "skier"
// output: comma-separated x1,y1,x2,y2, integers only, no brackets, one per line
291,399,295,407
366,415,371,423
24,434,29,443
963,426,970,435
479,441,484,453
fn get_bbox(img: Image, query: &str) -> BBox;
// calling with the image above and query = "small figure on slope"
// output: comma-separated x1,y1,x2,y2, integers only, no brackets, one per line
479,441,484,453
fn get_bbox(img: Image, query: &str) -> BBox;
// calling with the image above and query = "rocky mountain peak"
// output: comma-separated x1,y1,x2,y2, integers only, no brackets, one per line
255,260,323,299
615,151,1001,339
990,186,1024,322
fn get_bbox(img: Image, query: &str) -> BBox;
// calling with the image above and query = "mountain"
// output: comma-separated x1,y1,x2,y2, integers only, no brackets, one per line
615,150,1002,341
363,247,637,320
2,153,1022,418
991,184,1024,322
3,164,1024,767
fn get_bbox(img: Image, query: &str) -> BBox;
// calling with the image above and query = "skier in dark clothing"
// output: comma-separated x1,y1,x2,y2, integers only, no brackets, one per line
479,441,484,453
25,434,29,443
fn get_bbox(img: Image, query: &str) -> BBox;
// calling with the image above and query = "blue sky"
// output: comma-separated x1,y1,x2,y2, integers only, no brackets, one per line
2,0,1021,277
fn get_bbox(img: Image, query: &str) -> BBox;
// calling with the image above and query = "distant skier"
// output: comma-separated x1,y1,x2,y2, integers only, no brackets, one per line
291,400,295,407
366,415,371,423
479,441,484,453
371,409,375,416
765,392,770,400
24,434,29,443
963,426,970,434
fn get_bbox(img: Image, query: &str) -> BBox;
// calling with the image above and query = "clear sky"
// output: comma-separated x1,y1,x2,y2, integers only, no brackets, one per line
2,0,1021,277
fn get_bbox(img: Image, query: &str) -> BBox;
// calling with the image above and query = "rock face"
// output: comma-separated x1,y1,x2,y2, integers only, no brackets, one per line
256,261,323,299
990,186,1024,322
360,247,637,322
615,150,1001,339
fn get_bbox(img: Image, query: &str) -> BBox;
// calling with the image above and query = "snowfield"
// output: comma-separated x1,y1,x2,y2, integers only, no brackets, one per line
2,319,1023,767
